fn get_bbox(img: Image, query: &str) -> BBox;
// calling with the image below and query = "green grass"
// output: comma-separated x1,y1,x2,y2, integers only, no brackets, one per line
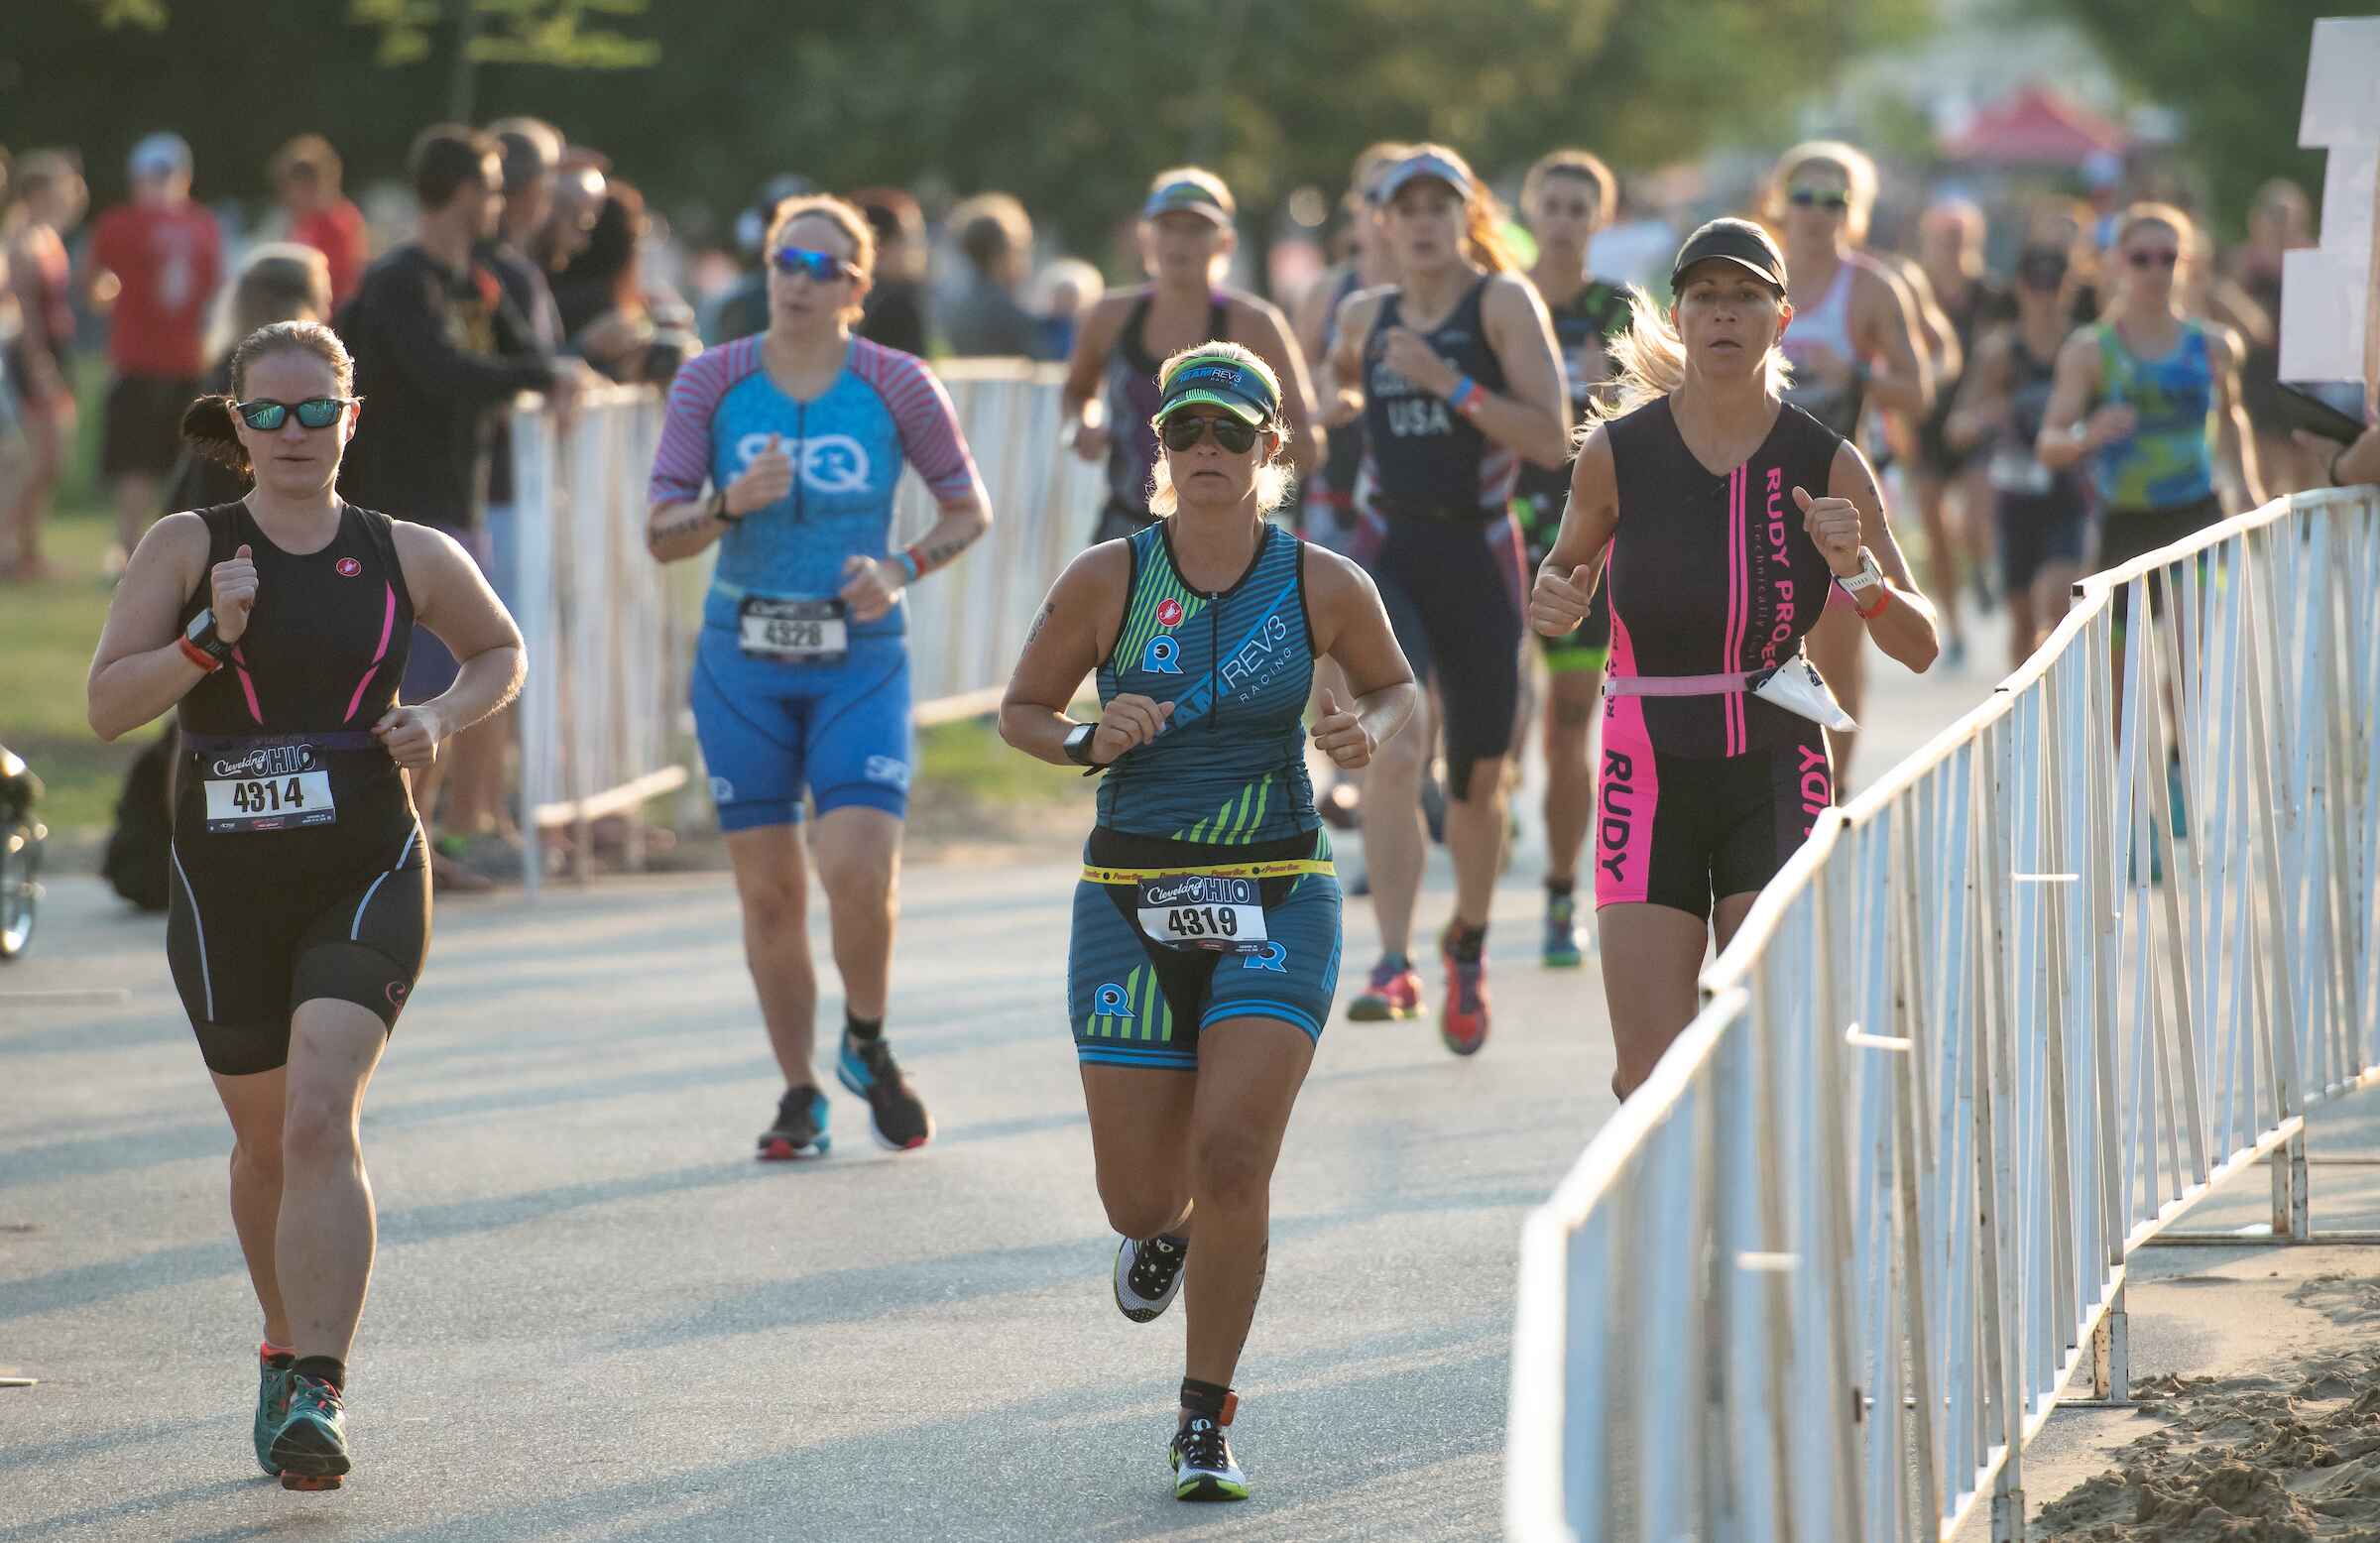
0,503,1078,839
1,510,138,832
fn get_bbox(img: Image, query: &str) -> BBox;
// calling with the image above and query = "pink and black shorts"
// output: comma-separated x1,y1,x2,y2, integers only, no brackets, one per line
1590,712,1833,922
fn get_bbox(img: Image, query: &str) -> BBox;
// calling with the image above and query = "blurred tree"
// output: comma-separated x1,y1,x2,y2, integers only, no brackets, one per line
18,0,1929,272
2028,0,2329,235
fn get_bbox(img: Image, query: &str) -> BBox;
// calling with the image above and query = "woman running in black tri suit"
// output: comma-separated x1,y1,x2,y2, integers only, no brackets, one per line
86,321,526,1490
1529,221,1939,1099
1323,145,1568,1054
1063,168,1320,546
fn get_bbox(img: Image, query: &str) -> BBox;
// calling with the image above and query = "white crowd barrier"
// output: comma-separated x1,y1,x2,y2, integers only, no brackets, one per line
507,366,1103,889
1507,484,2380,1542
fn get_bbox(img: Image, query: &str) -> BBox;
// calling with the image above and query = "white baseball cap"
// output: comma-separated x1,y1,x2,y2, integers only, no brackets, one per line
129,132,192,179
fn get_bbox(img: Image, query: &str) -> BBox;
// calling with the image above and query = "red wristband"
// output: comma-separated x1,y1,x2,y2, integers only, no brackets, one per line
178,636,224,672
1853,585,1890,621
902,543,934,581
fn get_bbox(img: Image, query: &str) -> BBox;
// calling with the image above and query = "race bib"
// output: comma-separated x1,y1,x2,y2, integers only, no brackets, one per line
204,771,335,833
1135,875,1269,955
738,596,848,663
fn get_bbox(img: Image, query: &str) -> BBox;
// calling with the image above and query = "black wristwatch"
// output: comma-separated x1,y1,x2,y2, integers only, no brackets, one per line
1062,721,1100,769
709,488,741,525
183,609,235,664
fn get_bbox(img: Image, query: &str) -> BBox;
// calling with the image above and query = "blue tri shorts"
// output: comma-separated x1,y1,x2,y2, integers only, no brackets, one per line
690,623,912,831
1069,829,1343,1071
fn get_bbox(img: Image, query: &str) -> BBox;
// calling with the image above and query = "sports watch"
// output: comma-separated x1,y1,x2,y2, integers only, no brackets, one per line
179,609,234,672
1835,551,1885,597
1062,721,1100,768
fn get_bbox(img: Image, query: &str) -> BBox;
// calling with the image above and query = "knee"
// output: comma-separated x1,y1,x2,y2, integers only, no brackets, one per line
1369,719,1427,778
1189,1126,1274,1212
1096,1174,1186,1242
736,872,807,936
231,1129,285,1184
280,1098,358,1170
814,846,892,911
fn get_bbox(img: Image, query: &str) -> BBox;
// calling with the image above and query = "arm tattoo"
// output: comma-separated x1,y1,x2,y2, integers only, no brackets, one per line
649,506,717,546
1023,602,1054,646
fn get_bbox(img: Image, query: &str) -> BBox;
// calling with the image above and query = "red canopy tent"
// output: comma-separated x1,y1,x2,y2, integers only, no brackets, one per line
1942,85,2130,168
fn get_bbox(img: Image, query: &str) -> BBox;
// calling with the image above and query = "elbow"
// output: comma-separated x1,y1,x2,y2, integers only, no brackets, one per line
995,702,1028,753
88,707,122,744
1527,425,1572,471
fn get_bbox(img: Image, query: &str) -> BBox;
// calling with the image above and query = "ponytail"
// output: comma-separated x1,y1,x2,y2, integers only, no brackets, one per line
180,395,251,475
1462,190,1521,274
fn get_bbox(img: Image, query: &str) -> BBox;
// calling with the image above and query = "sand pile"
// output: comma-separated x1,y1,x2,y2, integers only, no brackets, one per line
2034,1323,2380,1542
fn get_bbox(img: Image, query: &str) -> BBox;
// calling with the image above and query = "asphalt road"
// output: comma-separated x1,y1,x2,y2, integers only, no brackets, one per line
0,625,1998,1543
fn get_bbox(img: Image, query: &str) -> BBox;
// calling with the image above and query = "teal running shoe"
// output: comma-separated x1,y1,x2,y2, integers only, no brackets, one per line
253,1350,294,1477
268,1373,350,1489
836,1035,933,1151
1542,890,1584,969
757,1086,831,1160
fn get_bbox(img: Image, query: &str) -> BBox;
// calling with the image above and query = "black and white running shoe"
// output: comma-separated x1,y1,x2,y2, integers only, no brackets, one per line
1114,1233,1189,1323
1170,1415,1248,1501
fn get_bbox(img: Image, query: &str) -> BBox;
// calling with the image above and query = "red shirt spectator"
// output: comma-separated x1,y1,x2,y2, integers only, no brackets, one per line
273,134,368,309
291,199,368,309
89,195,221,379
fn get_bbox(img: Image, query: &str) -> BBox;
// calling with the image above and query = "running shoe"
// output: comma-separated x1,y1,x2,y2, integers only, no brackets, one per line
1541,892,1584,969
837,1034,934,1151
1170,1415,1249,1501
1440,928,1490,1056
268,1374,350,1489
1114,1234,1189,1323
757,1085,832,1160
1347,957,1423,1021
253,1350,295,1478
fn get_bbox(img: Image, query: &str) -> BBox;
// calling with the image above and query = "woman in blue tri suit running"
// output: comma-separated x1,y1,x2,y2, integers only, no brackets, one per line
1001,342,1415,1503
647,194,992,1160
87,320,528,1489
1062,167,1321,547
1323,145,1570,1053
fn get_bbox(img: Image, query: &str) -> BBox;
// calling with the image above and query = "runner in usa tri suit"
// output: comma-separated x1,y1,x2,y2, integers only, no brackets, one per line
1514,148,1633,969
1766,143,1934,792
2038,203,2262,687
85,321,527,1490
1323,146,1569,1052
1290,141,1406,831
1064,168,1320,547
646,195,992,1160
1528,221,1939,1099
1002,342,1416,1504
1944,241,2092,668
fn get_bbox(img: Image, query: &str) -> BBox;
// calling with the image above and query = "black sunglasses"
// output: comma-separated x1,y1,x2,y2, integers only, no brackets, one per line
2126,249,2179,270
1158,415,1259,453
234,397,354,431
773,246,860,283
1788,188,1850,213
2016,250,2070,290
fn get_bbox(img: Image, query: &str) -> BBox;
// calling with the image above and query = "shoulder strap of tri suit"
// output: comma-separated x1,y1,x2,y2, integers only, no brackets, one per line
201,502,243,567
350,505,411,612
1119,292,1156,367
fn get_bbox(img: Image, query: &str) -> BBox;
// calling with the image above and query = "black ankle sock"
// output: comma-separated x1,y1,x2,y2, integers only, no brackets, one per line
291,1356,345,1392
1179,1377,1233,1421
845,1012,883,1044
1448,922,1488,962
1545,877,1576,899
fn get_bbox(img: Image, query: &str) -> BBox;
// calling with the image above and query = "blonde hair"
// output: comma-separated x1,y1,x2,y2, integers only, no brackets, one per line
206,242,332,365
2113,200,2194,253
1770,140,1879,244
1145,341,1293,518
1588,285,1794,426
766,194,877,322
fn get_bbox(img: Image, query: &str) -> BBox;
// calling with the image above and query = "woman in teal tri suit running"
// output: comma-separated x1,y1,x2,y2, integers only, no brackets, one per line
1001,341,1415,1503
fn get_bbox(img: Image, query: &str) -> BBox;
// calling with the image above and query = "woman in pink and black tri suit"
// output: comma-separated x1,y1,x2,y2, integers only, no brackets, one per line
1528,219,1941,1099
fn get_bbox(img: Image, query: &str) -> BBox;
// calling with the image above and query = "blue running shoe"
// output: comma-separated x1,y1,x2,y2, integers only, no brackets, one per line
253,1349,294,1477
837,1035,934,1151
757,1085,831,1160
1542,891,1584,969
268,1373,350,1489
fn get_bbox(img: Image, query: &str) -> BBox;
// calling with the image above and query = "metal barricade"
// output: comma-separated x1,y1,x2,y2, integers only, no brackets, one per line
1508,485,2380,1542
506,369,1107,888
